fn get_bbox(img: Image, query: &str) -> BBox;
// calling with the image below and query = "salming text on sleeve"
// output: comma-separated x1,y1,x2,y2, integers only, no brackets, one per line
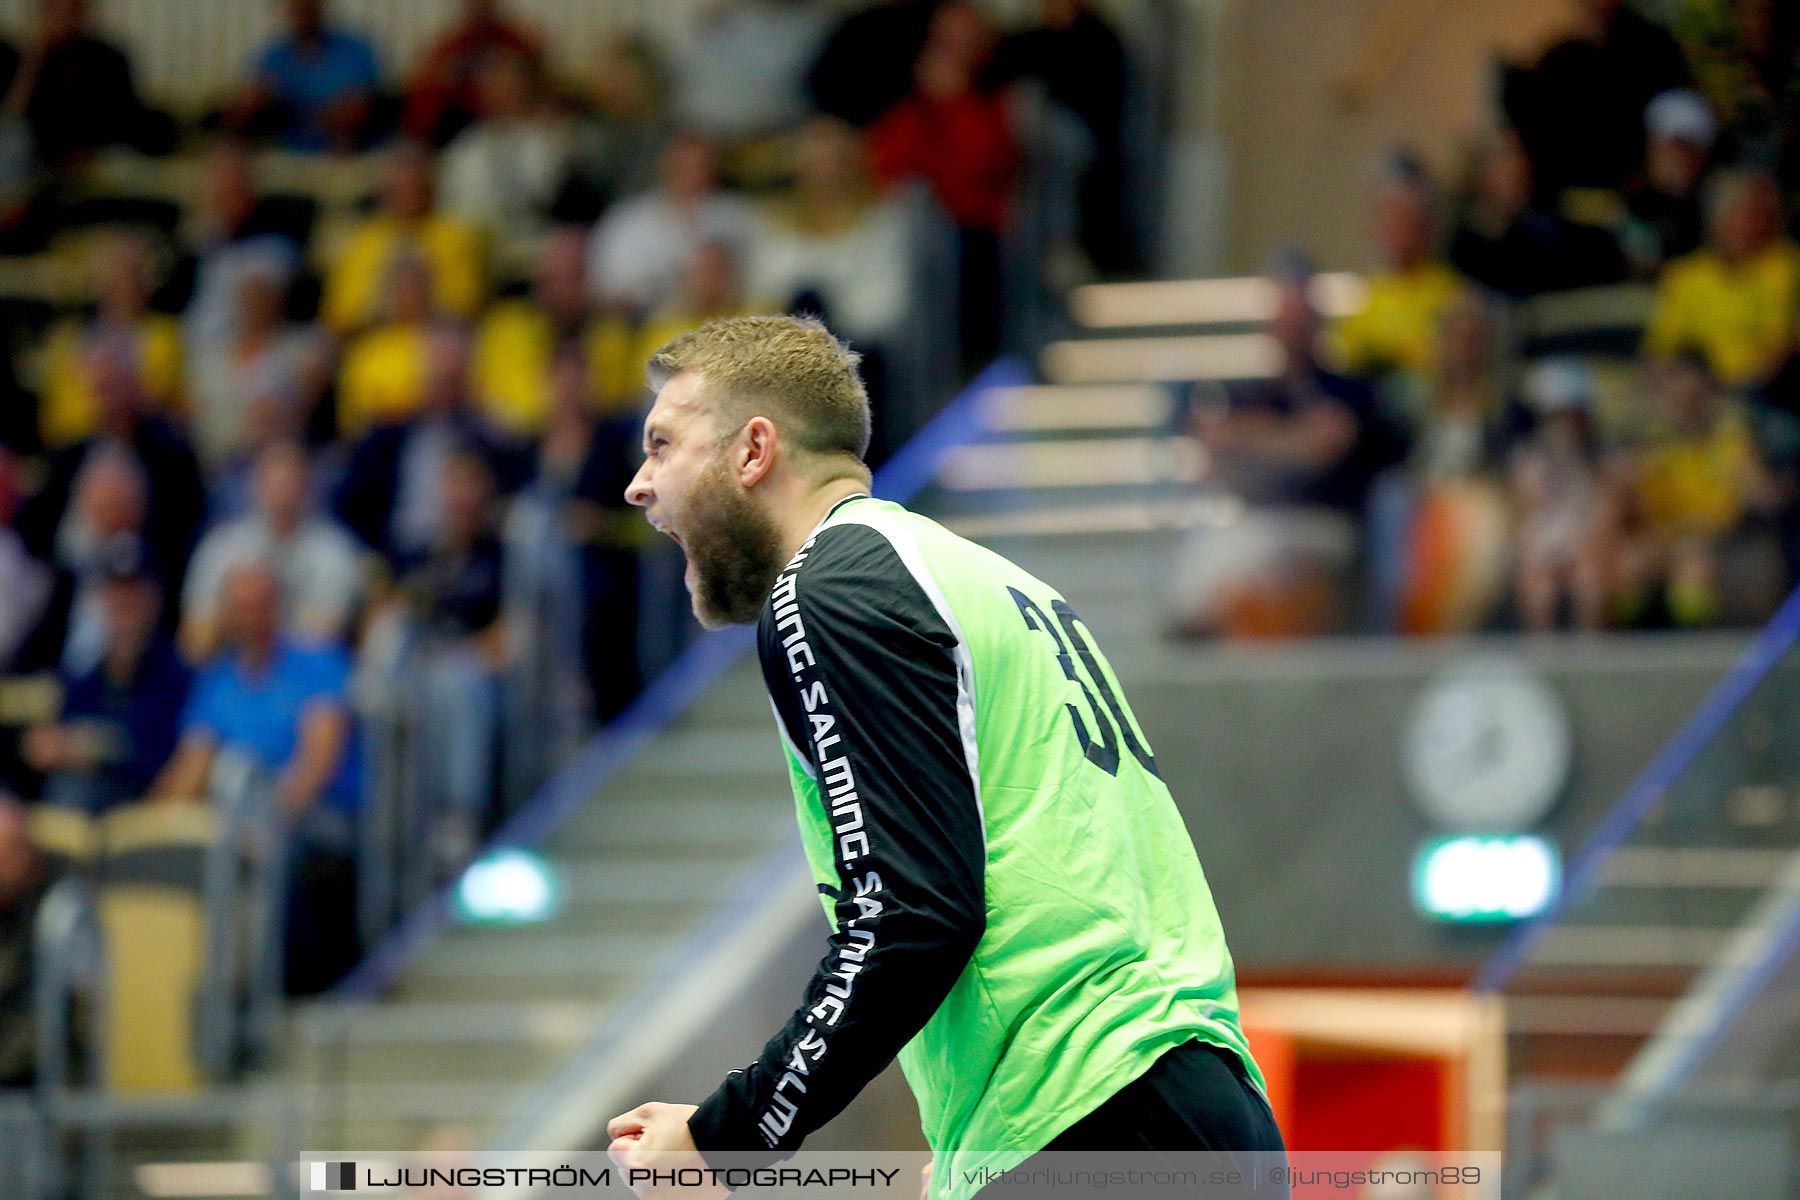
685,519,987,1162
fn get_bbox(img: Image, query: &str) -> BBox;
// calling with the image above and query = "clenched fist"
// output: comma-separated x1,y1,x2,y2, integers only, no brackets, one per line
605,1102,728,1200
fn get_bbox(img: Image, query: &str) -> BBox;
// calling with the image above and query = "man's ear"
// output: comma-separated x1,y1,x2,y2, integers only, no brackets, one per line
738,415,777,487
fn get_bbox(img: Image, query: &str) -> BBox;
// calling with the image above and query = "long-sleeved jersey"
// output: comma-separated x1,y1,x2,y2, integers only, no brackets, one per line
686,495,1261,1200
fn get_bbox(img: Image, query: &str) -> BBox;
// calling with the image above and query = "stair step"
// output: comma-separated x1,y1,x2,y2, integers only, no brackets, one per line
982,384,1173,434
1042,333,1276,385
1505,994,1675,1036
297,1079,537,1127
606,728,792,780
942,497,1224,539
1599,845,1800,889
936,436,1200,491
1069,274,1365,330
292,999,607,1047
406,930,673,978
555,794,791,851
552,854,748,908
295,1039,577,1087
1531,925,1741,968
1554,886,1765,931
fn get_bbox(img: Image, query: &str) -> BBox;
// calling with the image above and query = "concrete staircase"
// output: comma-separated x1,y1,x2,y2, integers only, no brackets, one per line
281,662,796,1153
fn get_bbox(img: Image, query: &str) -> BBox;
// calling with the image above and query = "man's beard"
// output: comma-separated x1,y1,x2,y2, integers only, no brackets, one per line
683,454,785,629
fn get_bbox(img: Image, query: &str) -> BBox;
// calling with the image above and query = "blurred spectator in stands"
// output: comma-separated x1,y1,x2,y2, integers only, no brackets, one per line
808,0,943,126
870,1,1016,365
1509,358,1619,632
1199,258,1406,519
202,383,311,524
1502,0,1690,196
674,0,828,139
0,353,32,459
1677,0,1800,194
402,0,540,147
1171,255,1405,638
334,323,522,558
0,451,53,674
25,544,186,813
182,441,365,660
1644,167,1800,388
40,231,184,449
186,257,328,468
991,0,1133,273
337,255,447,438
1620,89,1717,275
322,142,486,335
1411,295,1513,484
45,450,151,674
1616,351,1786,625
747,116,909,446
1448,127,1626,299
153,561,359,993
554,35,670,224
0,795,43,1087
389,448,506,854
532,348,607,506
633,241,764,368
1,0,174,170
748,116,910,357
0,80,45,255
227,0,383,155
18,342,205,609
439,45,571,249
472,226,635,438
178,140,313,350
587,130,756,315
1330,159,1466,406
533,347,645,720
870,1,1014,237
1385,294,1515,634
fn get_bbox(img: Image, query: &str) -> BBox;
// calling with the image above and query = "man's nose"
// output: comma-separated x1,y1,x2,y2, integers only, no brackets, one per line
624,463,652,508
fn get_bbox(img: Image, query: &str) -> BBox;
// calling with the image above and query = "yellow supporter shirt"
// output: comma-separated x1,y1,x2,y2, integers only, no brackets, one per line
469,302,642,436
630,303,770,388
321,215,487,333
1329,263,1465,379
39,316,184,447
1636,403,1760,536
337,322,430,437
1643,241,1800,386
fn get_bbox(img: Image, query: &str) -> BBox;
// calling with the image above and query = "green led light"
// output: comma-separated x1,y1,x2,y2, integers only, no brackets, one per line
1412,835,1558,923
455,847,560,925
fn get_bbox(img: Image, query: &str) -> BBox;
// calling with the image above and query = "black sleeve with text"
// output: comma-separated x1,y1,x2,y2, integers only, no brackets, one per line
686,521,987,1163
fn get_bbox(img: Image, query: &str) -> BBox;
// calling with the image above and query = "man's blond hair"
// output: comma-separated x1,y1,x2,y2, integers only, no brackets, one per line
647,315,872,474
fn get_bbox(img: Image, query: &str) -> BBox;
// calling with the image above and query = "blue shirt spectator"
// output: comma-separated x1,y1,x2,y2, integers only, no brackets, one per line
182,638,360,813
240,1,382,153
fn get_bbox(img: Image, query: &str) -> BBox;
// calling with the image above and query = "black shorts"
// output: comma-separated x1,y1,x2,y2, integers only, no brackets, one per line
1046,1038,1286,1153
977,1039,1289,1199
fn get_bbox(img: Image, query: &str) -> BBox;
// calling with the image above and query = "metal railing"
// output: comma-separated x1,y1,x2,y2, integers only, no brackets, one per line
1479,585,1800,1198
19,757,289,1200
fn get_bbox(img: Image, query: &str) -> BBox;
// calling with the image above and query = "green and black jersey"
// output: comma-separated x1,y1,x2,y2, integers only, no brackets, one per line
686,495,1263,1200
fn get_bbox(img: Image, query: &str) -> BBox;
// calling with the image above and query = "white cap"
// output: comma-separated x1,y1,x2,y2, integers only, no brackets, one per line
1523,358,1594,415
1645,89,1717,148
